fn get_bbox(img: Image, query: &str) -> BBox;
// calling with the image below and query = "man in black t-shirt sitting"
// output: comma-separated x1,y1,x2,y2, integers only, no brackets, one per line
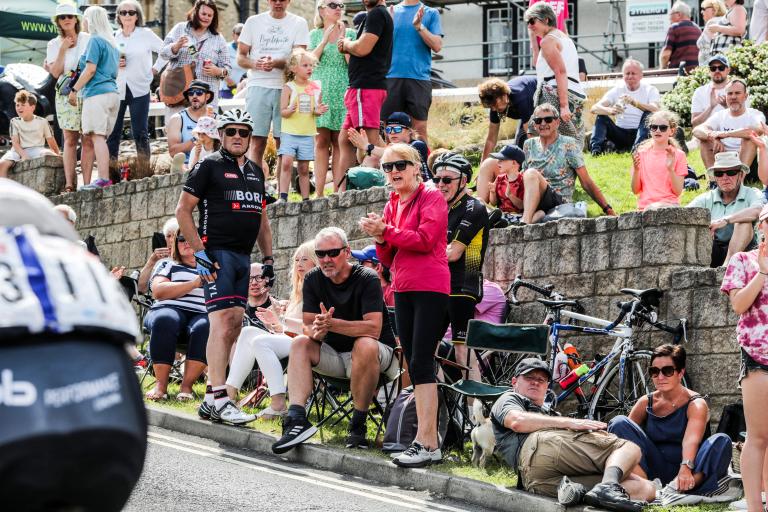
272,227,398,454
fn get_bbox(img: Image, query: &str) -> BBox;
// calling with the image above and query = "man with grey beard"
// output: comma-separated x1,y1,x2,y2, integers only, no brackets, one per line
272,227,398,454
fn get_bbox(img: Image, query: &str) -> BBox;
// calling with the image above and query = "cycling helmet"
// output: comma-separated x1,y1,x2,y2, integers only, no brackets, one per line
432,151,473,180
217,108,254,131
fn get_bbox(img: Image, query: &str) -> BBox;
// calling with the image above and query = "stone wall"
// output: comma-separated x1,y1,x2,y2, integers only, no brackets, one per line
9,155,65,197
51,175,741,419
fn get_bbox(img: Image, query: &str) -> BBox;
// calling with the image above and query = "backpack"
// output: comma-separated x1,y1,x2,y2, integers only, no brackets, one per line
345,166,386,190
382,386,452,453
716,402,746,442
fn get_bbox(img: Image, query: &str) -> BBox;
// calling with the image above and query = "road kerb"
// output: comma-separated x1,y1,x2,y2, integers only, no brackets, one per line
147,405,571,512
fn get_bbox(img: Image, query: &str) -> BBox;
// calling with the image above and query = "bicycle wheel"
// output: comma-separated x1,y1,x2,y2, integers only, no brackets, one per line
588,350,653,422
479,351,532,386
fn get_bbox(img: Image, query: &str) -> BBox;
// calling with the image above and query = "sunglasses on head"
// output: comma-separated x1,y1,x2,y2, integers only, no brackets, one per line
432,176,461,185
714,169,741,178
325,2,345,8
382,160,412,173
224,127,251,137
532,115,557,125
385,125,405,134
315,247,345,258
648,365,677,378
119,10,138,16
649,124,669,132
709,64,727,72
58,14,75,19
187,89,207,97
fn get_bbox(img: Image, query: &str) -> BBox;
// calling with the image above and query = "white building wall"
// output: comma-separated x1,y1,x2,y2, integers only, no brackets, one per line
438,3,485,85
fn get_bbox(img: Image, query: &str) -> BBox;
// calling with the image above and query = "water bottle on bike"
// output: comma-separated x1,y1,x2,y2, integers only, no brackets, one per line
558,363,590,389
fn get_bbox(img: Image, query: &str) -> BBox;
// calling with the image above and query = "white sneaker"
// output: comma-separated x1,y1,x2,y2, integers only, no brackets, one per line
729,492,765,510
211,400,256,425
392,442,442,468
702,476,744,504
660,483,703,507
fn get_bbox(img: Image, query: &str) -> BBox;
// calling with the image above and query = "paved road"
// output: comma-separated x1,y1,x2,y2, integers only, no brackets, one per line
124,427,498,512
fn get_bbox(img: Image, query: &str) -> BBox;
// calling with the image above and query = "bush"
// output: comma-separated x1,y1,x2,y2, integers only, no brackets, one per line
662,40,768,126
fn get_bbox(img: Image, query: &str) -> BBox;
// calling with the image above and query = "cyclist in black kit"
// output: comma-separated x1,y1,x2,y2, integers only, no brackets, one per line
176,108,274,425
432,152,490,379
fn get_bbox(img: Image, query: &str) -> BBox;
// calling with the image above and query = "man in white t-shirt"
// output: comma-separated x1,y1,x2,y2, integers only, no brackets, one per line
693,78,765,169
690,55,732,168
589,59,660,156
237,0,309,167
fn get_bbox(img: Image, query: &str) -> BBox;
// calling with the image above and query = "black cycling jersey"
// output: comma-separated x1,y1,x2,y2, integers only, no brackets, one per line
447,193,489,299
183,150,266,255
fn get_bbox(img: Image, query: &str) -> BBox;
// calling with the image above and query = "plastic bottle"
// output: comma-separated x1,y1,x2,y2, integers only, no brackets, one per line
558,363,590,389
563,343,582,370
120,163,130,182
552,350,569,381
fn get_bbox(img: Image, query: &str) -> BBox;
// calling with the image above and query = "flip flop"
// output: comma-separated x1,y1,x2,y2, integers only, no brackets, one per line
176,392,195,402
145,389,168,401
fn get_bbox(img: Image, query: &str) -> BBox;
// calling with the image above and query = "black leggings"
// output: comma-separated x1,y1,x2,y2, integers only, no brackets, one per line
394,291,449,385
441,295,478,343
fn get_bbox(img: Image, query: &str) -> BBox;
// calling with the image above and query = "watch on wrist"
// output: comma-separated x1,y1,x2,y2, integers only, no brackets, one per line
366,143,375,156
680,459,694,470
602,203,612,214
262,255,274,263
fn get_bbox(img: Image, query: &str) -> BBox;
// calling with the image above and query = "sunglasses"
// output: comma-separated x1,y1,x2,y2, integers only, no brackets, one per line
315,247,345,258
648,365,677,378
713,169,741,178
187,89,207,97
432,176,462,185
119,10,138,16
649,124,669,132
224,127,252,137
325,2,345,8
58,14,76,20
385,125,405,134
176,235,187,243
532,116,557,125
709,65,727,72
526,18,539,25
382,160,412,173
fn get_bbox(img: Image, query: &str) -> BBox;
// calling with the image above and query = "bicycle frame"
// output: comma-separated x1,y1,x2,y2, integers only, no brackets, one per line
547,308,635,410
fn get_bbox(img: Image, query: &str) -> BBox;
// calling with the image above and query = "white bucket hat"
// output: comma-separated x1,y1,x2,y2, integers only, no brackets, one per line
192,117,220,140
52,2,82,24
707,151,749,180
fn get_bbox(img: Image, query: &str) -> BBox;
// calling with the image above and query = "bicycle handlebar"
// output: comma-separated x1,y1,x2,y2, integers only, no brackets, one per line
506,275,554,305
605,299,688,343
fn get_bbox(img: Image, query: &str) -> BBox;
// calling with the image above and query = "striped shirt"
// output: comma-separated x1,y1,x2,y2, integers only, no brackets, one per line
663,20,702,68
150,261,206,313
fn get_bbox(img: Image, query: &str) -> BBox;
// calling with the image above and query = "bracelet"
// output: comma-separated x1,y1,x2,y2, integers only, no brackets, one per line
602,203,612,213
262,255,274,263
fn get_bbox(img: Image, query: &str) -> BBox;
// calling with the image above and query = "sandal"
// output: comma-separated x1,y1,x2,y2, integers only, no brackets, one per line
257,406,288,420
63,185,75,194
176,392,195,402
145,389,168,401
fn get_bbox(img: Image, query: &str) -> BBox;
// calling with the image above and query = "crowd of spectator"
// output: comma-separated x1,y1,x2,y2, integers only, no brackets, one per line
8,0,768,507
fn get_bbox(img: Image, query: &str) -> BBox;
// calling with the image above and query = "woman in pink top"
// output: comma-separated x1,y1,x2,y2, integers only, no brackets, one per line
721,204,768,511
360,143,449,468
630,110,688,211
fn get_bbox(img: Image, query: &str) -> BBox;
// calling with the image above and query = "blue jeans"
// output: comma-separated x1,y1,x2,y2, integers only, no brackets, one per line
608,415,731,493
590,112,651,154
144,306,209,365
107,87,151,159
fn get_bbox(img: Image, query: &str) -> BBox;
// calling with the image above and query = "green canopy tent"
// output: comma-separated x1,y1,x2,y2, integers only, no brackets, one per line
0,0,60,67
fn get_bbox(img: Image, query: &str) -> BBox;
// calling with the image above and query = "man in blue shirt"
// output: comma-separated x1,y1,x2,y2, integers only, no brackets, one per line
381,0,443,145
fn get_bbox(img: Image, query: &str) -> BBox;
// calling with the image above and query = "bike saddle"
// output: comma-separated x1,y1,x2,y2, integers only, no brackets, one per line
537,298,581,309
620,288,663,307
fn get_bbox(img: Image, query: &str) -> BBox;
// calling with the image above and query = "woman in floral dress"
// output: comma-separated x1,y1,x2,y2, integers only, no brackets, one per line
309,0,356,197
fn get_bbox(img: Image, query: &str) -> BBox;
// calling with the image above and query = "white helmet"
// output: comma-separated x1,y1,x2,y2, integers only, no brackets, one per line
217,108,254,131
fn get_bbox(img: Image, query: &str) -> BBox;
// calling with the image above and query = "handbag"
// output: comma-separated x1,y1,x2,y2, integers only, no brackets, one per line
159,63,195,107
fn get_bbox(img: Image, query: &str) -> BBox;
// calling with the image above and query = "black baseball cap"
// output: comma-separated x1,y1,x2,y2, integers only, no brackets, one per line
386,112,412,128
514,358,552,380
490,144,525,165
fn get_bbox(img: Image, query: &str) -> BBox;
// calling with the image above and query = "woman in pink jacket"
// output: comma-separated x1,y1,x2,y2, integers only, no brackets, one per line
360,143,450,468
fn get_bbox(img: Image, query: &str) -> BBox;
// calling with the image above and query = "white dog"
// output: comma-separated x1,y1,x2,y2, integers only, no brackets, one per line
470,400,496,468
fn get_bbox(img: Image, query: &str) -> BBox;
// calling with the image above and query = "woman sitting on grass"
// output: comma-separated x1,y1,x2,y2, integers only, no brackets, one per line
225,241,318,419
630,110,688,211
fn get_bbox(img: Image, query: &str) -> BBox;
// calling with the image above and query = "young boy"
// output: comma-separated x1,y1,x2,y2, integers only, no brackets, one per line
0,90,60,177
488,144,525,214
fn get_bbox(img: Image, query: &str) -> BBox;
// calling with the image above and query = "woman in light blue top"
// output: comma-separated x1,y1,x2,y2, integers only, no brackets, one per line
68,6,120,189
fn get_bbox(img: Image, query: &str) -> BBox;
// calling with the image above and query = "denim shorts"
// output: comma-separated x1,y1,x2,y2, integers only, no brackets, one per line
203,249,250,313
277,133,315,161
739,348,768,383
245,86,282,138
